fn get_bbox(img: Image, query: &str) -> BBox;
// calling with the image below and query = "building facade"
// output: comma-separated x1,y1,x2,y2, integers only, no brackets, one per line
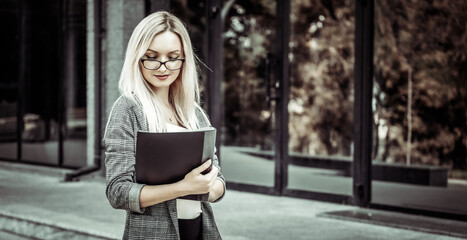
1,0,466,220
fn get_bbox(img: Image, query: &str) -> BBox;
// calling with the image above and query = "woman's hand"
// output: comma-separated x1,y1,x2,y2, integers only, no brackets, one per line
139,159,224,208
179,159,219,196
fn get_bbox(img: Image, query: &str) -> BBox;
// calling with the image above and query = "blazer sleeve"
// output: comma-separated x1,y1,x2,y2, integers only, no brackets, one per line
103,97,146,213
211,147,226,203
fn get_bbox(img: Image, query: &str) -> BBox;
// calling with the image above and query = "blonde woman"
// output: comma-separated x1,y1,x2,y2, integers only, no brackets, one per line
104,11,225,240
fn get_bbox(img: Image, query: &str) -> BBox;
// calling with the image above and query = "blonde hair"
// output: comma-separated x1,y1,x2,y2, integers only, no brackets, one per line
118,11,202,132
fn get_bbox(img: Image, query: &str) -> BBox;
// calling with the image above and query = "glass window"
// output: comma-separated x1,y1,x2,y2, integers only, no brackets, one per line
373,0,467,215
63,0,87,168
20,0,61,165
287,0,355,196
221,0,277,187
0,1,19,161
8,0,88,168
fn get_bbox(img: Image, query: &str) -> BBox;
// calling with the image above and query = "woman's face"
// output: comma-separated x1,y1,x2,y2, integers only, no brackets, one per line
140,31,184,91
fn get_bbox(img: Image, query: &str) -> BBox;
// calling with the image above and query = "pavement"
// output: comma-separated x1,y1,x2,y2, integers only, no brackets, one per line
1,160,466,240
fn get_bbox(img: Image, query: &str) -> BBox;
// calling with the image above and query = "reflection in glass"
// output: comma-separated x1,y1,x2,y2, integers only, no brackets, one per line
1,0,87,167
373,0,467,215
21,113,60,165
0,1,19,160
287,1,354,195
0,100,18,160
63,0,87,168
20,0,61,165
19,0,87,168
221,0,276,187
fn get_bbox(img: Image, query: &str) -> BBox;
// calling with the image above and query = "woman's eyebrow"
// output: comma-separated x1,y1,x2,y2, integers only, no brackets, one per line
146,49,181,54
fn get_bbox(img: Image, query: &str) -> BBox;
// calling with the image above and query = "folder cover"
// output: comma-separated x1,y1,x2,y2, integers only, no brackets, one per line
135,127,216,201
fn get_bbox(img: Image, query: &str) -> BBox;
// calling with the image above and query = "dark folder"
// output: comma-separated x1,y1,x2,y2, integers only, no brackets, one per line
135,127,216,201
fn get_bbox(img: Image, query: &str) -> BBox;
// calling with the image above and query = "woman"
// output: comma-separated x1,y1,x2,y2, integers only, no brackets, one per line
104,11,225,240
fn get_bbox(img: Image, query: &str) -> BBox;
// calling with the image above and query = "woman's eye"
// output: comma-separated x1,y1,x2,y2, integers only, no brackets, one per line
145,55,157,59
169,56,180,61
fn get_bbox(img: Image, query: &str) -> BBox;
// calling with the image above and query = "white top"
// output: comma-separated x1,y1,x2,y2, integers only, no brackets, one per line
166,123,202,219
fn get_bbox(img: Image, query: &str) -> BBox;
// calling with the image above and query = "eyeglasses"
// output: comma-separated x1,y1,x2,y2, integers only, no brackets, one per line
140,58,185,71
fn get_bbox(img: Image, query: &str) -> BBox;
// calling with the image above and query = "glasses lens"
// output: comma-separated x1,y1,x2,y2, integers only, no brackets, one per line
142,59,183,70
166,59,183,70
143,60,161,70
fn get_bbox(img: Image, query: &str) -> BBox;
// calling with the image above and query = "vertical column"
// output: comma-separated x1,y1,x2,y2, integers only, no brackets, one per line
88,0,142,174
353,0,374,207
58,0,66,167
103,0,145,121
86,0,97,167
275,0,291,194
205,0,223,155
17,0,26,162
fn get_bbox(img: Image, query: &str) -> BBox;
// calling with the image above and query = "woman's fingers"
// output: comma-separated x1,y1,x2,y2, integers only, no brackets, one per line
181,160,219,195
193,159,212,174
206,165,218,181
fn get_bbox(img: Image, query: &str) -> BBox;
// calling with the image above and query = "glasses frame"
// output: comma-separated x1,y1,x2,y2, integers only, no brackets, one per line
140,58,185,71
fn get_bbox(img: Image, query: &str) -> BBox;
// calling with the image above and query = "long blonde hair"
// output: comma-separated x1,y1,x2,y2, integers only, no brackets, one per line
118,11,202,132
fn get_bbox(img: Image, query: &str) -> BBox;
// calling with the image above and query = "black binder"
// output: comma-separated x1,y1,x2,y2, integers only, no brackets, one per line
135,127,216,201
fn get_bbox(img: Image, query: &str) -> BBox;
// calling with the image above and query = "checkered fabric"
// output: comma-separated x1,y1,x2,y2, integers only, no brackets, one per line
104,95,225,240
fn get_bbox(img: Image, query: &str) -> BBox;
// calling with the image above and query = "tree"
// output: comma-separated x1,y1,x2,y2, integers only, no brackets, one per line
374,0,467,169
223,0,276,148
288,0,354,156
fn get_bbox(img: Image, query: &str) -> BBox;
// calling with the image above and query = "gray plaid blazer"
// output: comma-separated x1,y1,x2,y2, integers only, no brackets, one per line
104,95,225,240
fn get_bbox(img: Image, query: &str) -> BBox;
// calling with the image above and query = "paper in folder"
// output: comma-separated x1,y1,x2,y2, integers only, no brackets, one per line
135,127,216,201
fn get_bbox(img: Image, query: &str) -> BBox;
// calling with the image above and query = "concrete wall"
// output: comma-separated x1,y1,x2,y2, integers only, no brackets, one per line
87,0,145,170
86,0,172,172
103,0,145,119
86,0,95,167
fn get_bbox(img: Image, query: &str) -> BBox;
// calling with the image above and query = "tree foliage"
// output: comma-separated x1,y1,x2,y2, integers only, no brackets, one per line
174,0,467,170
288,0,354,156
223,0,276,149
374,0,467,169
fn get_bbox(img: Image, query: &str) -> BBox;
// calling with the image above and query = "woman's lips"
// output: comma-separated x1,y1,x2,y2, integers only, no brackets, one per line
155,74,169,80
